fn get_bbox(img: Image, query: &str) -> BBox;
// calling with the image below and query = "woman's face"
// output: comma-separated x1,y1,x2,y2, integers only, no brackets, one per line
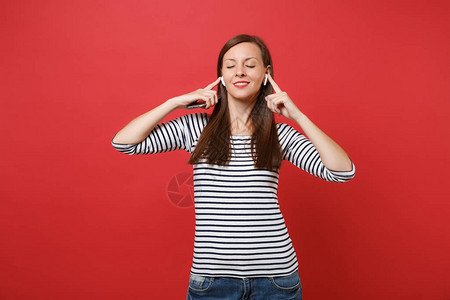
221,42,269,102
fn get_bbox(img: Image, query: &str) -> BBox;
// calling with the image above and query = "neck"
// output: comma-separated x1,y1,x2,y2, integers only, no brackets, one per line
227,93,258,135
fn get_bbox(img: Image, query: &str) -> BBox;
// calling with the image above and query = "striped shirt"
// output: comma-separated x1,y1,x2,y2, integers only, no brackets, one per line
112,112,355,278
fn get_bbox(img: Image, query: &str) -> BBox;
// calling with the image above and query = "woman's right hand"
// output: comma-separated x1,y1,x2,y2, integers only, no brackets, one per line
168,77,221,110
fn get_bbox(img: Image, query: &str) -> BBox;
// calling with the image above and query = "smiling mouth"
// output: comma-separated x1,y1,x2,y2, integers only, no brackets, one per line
233,81,250,88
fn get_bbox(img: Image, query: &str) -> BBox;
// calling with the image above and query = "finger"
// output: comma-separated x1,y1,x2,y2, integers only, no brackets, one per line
265,94,278,101
205,90,217,108
265,95,274,111
211,90,218,105
201,93,212,109
267,73,282,94
266,95,283,114
209,91,218,108
272,100,281,114
209,91,217,104
204,77,221,90
265,92,284,102
265,97,277,114
196,91,214,102
266,99,280,114
209,93,215,108
272,99,286,111
271,93,286,102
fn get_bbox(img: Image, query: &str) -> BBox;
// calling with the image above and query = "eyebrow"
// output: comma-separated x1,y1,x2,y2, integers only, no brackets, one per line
224,57,258,62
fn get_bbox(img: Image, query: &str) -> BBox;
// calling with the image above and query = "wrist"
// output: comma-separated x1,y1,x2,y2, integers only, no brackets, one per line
293,111,308,124
165,97,180,111
291,110,305,122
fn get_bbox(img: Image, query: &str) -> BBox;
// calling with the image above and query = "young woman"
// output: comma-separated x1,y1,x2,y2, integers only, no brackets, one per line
112,34,355,300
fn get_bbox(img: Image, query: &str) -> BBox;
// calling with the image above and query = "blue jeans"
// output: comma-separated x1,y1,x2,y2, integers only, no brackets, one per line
186,270,302,300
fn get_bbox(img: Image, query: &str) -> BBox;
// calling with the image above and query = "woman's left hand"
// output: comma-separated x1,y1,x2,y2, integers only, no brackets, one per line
265,73,302,121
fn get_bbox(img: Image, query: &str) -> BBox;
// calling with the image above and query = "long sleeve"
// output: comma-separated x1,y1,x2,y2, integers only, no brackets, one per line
111,112,209,155
277,123,355,183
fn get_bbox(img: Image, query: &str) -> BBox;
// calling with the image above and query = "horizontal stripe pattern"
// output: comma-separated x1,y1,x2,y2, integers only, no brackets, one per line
191,135,297,277
276,122,356,183
112,112,355,278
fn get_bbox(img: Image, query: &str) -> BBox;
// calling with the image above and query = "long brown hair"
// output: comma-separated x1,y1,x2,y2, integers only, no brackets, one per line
187,34,282,170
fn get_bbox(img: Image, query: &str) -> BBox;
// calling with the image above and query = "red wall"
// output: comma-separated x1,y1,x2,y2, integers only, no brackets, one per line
1,0,449,299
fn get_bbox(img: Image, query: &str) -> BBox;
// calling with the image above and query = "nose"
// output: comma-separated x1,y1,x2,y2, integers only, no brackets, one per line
235,66,246,77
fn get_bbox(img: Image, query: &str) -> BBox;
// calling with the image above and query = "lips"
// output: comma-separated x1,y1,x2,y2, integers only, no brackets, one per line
233,81,250,88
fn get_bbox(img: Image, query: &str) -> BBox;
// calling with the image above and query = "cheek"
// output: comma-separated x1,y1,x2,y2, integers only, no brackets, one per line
251,69,265,80
221,69,230,78
223,73,234,83
252,74,264,85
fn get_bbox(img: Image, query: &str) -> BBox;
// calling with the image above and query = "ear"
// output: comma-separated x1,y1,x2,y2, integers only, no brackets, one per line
265,65,271,74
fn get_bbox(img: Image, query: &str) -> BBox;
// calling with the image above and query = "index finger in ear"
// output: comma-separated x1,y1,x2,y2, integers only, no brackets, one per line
204,77,221,90
267,73,282,93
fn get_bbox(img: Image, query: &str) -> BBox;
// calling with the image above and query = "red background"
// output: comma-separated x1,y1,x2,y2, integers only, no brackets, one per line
1,0,449,299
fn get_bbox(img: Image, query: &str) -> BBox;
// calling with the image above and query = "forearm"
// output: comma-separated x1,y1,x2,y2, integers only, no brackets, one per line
293,112,353,172
112,98,179,144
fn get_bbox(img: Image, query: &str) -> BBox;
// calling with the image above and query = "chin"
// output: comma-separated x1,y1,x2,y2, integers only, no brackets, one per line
229,88,260,101
230,94,258,102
